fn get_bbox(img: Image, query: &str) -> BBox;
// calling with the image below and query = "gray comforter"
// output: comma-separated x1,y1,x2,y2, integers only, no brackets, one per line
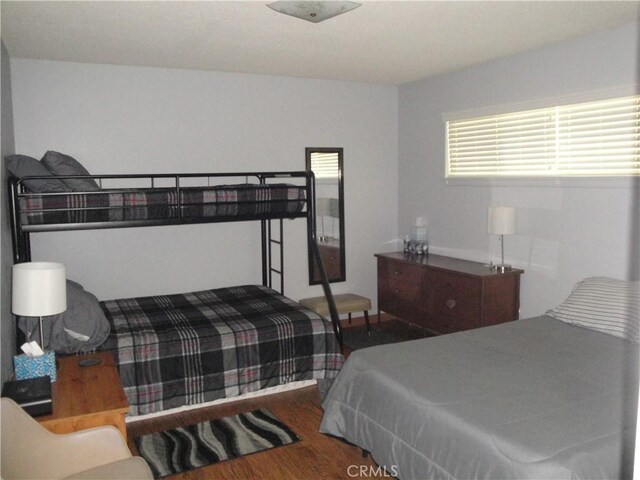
320,316,638,479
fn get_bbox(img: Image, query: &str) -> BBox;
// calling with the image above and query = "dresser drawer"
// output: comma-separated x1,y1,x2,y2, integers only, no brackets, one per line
425,313,477,335
379,282,422,323
386,260,422,286
423,270,481,333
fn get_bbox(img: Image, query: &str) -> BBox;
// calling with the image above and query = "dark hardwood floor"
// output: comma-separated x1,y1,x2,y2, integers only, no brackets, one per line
126,318,419,479
369,317,431,340
127,386,387,480
342,317,432,357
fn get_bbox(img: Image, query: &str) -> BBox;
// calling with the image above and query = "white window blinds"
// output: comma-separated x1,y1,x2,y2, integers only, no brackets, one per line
310,151,340,179
446,95,640,178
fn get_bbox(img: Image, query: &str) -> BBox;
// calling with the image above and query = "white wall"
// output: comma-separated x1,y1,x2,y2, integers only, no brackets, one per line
10,60,398,303
398,23,639,318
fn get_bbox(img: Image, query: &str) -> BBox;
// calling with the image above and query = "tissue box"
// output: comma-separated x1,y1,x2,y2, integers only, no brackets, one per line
13,351,56,382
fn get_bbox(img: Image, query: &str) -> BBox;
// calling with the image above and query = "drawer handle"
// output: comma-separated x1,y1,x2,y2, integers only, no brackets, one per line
446,299,456,309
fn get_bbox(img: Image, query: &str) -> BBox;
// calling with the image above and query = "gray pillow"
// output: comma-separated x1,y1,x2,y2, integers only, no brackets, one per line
41,150,101,192
5,154,69,193
18,279,111,353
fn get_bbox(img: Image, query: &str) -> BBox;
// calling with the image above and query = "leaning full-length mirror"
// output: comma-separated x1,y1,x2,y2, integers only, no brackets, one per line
307,148,345,284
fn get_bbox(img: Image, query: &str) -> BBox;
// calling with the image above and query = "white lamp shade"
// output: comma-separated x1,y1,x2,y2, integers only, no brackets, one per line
12,262,67,317
488,207,516,235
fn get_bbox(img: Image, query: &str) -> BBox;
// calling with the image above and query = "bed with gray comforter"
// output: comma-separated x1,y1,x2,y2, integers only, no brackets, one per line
320,315,638,479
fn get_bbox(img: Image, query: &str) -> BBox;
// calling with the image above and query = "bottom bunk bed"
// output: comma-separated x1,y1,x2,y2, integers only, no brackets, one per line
97,284,344,416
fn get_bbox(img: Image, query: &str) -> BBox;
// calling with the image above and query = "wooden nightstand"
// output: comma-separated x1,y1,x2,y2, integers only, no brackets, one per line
37,352,129,440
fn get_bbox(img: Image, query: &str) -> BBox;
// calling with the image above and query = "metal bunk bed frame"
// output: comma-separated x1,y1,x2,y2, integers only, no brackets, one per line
8,170,343,348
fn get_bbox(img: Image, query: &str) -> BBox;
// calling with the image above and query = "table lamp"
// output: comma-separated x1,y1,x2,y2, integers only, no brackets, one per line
488,207,516,273
12,262,67,349
316,197,332,241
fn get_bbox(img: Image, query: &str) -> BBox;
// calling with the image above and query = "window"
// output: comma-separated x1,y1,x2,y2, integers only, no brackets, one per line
446,95,640,178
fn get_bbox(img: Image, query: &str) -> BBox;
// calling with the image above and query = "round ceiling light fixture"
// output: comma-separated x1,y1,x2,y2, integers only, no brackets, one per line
267,1,361,23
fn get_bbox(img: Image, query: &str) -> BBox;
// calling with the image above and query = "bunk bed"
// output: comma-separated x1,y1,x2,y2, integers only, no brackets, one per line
9,170,344,416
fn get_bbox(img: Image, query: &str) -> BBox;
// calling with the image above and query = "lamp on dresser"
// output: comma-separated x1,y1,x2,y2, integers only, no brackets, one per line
316,197,333,241
12,262,67,348
488,206,516,273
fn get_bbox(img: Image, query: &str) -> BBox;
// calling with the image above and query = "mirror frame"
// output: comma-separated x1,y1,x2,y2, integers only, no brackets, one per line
306,147,346,285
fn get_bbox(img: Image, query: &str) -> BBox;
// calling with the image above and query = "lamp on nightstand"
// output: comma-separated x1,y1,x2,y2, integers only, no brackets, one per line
488,207,516,273
12,262,67,349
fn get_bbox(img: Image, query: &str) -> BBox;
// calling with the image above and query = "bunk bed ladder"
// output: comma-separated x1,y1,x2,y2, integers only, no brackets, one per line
262,218,285,294
260,219,343,349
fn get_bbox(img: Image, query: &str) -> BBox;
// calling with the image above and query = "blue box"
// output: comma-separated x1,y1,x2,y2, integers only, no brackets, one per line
14,352,56,382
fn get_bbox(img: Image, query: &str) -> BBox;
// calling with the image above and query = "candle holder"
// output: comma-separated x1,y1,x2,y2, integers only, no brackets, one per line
404,239,429,256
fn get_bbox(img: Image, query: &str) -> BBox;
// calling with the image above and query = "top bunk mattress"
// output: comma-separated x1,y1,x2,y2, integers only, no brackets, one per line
18,183,306,228
99,284,343,416
320,316,639,480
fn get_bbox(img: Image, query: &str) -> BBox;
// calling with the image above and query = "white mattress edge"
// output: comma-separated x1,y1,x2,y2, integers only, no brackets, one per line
125,379,318,423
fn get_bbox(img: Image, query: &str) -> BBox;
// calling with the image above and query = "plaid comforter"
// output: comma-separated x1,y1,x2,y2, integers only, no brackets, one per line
19,183,306,226
99,285,343,415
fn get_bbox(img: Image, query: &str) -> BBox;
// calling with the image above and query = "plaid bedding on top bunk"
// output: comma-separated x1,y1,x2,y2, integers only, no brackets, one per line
19,183,305,226
99,284,344,416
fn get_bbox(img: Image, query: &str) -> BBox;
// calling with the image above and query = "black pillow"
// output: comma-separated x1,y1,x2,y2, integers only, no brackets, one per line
5,155,70,193
41,150,101,192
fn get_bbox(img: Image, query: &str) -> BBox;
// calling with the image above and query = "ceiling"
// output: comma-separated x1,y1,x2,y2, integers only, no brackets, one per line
1,1,638,85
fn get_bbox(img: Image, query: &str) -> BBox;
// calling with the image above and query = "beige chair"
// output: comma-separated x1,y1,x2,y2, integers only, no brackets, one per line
1,397,152,480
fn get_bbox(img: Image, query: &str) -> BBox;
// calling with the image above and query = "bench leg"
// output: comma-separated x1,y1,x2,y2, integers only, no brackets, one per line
364,310,371,335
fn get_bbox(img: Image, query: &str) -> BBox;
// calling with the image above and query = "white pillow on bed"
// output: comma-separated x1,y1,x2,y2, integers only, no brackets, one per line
546,276,639,343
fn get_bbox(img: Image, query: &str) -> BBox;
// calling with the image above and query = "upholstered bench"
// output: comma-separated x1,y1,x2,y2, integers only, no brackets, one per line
299,293,372,334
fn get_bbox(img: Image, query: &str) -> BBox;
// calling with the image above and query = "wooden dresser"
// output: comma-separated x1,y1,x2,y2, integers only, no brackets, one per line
376,252,523,335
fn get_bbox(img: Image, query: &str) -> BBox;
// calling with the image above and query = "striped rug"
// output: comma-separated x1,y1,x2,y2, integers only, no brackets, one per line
135,408,300,478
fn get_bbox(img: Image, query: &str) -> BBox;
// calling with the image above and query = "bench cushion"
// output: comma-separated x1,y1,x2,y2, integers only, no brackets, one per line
299,294,371,317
